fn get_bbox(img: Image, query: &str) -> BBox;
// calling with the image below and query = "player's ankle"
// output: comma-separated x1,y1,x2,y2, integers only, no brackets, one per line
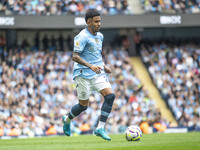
65,117,71,124
96,121,105,129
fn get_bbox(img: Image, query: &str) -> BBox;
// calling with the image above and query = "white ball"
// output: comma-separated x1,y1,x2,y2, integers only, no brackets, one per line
125,125,142,141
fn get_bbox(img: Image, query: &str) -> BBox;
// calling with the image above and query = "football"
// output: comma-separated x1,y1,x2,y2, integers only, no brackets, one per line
125,125,142,141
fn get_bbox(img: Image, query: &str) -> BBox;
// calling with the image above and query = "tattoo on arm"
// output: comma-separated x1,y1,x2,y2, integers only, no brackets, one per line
72,52,92,68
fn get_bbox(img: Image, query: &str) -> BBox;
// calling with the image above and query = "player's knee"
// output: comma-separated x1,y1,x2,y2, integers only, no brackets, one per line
108,93,115,101
104,93,115,105
79,99,89,106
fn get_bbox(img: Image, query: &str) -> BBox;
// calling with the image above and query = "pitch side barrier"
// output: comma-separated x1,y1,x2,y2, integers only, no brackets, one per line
0,14,200,29
0,134,64,140
0,127,199,139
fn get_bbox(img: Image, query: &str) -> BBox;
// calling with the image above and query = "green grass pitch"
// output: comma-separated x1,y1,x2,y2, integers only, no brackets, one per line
0,132,200,150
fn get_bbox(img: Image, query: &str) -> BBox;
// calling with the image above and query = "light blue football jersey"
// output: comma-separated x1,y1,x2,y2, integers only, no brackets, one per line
73,28,105,80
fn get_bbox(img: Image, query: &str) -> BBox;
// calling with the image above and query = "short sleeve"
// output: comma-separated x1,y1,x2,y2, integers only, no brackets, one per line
74,35,87,53
101,34,104,42
99,33,103,42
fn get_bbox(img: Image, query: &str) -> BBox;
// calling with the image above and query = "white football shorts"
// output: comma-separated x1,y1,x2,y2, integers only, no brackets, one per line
74,75,112,100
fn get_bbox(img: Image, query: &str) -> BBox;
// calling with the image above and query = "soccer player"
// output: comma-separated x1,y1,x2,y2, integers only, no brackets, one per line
62,9,115,141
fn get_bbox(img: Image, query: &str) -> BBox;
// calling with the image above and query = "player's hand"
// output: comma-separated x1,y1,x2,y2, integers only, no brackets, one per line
104,65,111,74
90,65,103,74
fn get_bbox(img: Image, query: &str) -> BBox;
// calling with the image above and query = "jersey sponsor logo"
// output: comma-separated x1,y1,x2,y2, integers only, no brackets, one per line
95,38,99,44
89,47,95,51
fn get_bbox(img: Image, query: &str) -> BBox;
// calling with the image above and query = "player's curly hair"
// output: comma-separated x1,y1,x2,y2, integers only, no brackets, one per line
85,9,100,23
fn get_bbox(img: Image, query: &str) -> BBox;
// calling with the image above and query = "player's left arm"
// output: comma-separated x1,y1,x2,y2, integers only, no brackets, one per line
104,64,111,74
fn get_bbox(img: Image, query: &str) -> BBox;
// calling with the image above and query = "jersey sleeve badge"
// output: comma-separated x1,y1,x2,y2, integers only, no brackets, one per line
76,41,80,46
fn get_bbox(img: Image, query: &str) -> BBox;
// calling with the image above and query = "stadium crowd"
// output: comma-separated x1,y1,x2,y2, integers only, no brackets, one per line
0,0,132,16
141,39,200,131
0,37,166,136
141,0,200,14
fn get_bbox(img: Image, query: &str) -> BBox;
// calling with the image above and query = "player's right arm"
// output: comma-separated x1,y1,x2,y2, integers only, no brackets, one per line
73,34,102,74
72,52,102,74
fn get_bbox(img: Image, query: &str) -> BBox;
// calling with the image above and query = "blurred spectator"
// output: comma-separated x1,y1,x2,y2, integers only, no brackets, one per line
0,126,4,136
0,0,133,16
50,35,57,51
58,33,64,51
0,41,165,136
66,35,73,51
122,36,130,52
0,35,6,58
133,31,142,56
141,39,200,130
118,119,128,133
45,122,57,135
139,119,150,134
34,33,40,50
153,120,167,132
79,121,91,134
0,35,6,49
141,0,200,14
42,34,49,50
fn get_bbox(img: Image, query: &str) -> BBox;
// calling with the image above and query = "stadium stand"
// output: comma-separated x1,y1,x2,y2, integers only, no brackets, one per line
130,57,177,126
140,0,200,14
141,39,200,131
0,39,168,136
0,0,133,15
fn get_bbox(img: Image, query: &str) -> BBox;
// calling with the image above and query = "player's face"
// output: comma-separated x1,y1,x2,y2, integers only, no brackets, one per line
90,16,101,32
